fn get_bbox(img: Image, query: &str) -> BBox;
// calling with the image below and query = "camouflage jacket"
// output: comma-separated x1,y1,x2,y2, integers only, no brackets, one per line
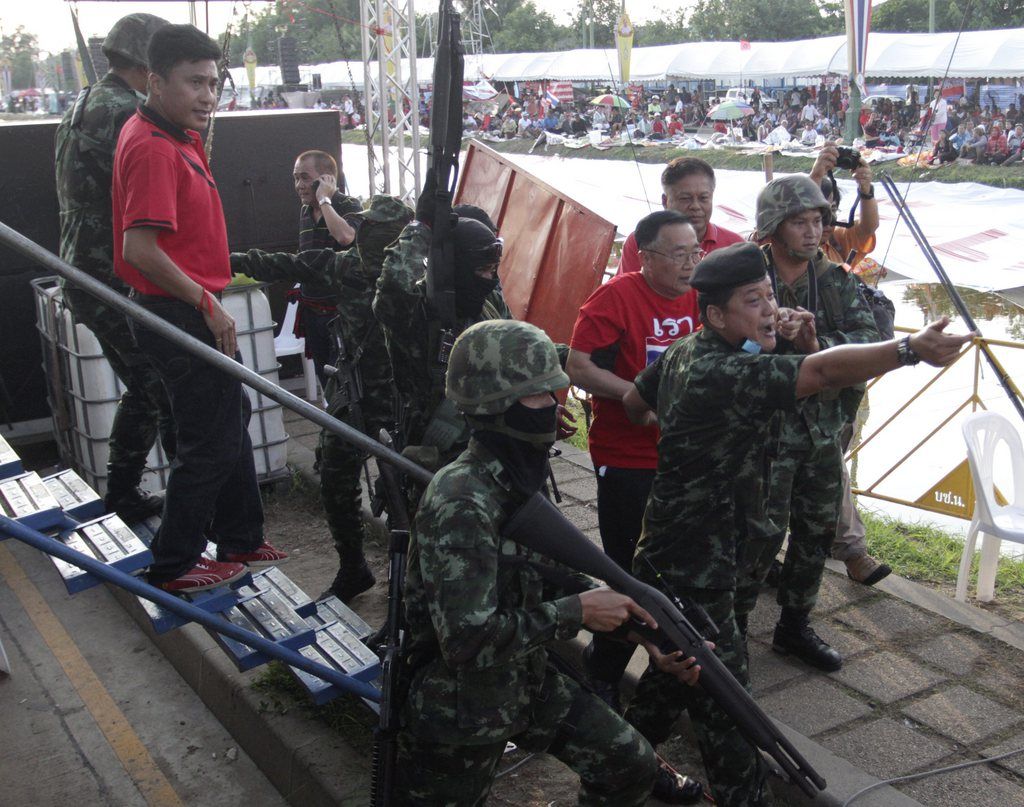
54,72,139,289
634,329,804,590
769,249,880,445
373,222,512,450
231,246,393,428
401,438,584,744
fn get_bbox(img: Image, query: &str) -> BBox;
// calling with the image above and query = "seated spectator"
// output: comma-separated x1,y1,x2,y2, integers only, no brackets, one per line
960,125,988,161
950,123,969,151
650,113,666,139
1001,123,1024,165
979,123,1009,164
570,112,589,136
592,108,607,128
928,129,958,165
879,122,901,148
666,114,684,137
500,113,517,139
712,119,728,135
800,120,818,146
542,109,559,131
636,112,653,137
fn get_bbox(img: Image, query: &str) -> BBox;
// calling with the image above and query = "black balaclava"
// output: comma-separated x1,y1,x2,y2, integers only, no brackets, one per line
452,217,502,319
473,397,557,496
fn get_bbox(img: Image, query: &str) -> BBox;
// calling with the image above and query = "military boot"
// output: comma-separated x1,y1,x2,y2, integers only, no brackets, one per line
651,765,704,805
322,557,375,603
772,607,842,671
105,486,165,524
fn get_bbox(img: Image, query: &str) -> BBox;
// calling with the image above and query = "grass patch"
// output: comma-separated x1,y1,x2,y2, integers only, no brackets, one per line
563,393,590,453
862,509,1024,609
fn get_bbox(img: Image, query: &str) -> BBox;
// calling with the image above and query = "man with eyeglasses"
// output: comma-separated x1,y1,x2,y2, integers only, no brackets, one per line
567,211,708,785
617,157,742,275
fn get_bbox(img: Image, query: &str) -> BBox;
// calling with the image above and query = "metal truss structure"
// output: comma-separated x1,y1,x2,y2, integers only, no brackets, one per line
360,0,420,202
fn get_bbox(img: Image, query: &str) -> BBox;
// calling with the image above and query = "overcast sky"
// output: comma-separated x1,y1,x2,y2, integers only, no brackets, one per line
3,1,683,54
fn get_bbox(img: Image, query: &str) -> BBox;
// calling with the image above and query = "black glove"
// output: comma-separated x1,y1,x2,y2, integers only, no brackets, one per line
416,168,437,226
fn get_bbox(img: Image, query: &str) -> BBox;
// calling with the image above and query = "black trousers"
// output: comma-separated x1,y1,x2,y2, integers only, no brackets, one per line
588,465,656,683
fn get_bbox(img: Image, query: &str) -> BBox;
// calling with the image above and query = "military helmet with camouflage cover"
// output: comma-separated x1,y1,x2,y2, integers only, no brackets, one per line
754,174,831,240
355,194,414,223
102,13,170,68
446,319,569,416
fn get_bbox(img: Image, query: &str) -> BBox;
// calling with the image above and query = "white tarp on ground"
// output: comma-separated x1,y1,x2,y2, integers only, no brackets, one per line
229,28,1024,91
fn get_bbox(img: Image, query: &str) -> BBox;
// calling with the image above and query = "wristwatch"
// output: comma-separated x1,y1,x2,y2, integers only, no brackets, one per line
317,196,332,208
858,184,875,200
896,335,921,366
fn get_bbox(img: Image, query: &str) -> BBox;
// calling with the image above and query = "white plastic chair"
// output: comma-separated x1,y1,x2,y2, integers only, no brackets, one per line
274,287,318,402
958,411,1024,602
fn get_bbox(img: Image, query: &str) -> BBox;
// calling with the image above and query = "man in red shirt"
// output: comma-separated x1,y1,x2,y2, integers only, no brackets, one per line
568,212,703,704
113,24,286,592
617,157,742,275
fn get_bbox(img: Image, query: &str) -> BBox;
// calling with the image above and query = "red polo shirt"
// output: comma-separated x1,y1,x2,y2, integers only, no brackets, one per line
113,105,230,296
616,221,744,275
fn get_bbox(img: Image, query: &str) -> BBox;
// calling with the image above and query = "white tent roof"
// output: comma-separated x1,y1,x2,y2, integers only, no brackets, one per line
228,27,1024,91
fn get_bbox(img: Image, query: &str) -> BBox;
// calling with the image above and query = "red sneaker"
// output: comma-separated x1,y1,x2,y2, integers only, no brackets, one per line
218,542,288,568
155,558,247,593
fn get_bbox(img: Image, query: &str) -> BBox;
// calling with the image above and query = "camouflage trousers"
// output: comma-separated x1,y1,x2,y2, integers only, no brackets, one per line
316,380,391,563
63,286,175,494
394,664,657,806
770,436,844,611
626,570,777,807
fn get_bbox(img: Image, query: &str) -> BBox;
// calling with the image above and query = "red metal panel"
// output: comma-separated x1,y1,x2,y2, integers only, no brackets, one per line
455,142,616,345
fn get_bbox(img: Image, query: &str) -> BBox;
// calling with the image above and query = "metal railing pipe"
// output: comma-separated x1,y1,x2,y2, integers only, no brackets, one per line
0,514,381,701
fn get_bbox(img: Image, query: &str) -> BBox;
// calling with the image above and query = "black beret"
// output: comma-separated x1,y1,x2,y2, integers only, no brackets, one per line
690,241,768,293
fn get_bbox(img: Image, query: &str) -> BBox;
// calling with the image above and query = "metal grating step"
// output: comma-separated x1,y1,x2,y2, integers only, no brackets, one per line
308,595,375,642
238,566,316,618
51,513,153,594
288,619,381,705
209,587,316,671
0,434,22,480
43,469,104,522
135,574,256,634
0,472,64,532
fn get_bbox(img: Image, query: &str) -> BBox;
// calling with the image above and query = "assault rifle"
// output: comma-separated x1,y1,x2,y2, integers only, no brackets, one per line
324,318,366,433
423,0,465,368
369,431,412,807
502,493,828,799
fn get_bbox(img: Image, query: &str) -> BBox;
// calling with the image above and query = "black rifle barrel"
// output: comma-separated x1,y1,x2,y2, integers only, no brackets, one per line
0,219,433,486
878,175,1024,423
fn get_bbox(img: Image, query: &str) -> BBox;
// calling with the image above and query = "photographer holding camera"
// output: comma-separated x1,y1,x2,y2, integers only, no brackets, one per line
808,143,880,272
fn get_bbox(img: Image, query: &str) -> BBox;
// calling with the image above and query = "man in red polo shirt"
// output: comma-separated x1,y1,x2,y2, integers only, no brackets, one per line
617,157,742,275
568,211,704,709
113,24,285,592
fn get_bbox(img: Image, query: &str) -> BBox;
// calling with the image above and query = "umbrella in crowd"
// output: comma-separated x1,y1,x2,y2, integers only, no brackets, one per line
709,99,754,120
590,93,631,109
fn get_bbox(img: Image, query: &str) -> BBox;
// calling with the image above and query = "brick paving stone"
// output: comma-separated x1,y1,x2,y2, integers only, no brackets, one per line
813,574,878,612
983,732,1024,777
746,593,780,637
902,686,1024,744
899,759,1024,807
975,654,1024,711
821,717,955,780
550,460,595,485
757,677,872,736
910,632,990,676
833,596,948,641
551,476,598,505
558,503,600,534
748,640,806,694
833,651,948,705
812,619,873,658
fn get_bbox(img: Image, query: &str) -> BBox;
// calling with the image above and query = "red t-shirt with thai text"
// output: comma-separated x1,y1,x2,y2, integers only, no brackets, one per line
570,271,700,469
616,221,743,275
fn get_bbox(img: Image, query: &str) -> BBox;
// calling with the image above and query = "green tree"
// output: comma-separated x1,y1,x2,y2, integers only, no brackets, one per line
635,8,694,47
573,0,622,47
490,3,567,52
873,0,1024,32
1,26,39,89
221,0,364,67
686,0,843,41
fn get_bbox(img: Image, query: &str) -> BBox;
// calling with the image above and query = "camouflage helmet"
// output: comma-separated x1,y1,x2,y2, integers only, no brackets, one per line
103,13,170,68
754,174,831,240
355,194,414,223
446,319,569,416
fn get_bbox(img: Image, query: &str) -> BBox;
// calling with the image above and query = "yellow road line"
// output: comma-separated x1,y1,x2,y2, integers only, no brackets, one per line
0,544,183,807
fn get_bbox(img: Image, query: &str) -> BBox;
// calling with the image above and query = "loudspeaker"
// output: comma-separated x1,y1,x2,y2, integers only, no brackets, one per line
278,36,301,86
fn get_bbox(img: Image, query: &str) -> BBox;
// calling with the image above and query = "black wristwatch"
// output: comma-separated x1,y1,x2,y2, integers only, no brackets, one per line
896,335,921,366
858,185,875,200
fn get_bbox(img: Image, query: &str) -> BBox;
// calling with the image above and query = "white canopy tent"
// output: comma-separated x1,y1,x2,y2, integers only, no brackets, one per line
228,27,1024,91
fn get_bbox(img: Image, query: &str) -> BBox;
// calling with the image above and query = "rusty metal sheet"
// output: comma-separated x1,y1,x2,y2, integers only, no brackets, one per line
455,141,615,345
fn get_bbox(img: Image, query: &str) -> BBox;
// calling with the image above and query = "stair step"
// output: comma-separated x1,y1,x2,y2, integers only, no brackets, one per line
238,567,316,618
0,434,22,480
288,619,381,705
308,595,375,642
135,573,255,634
208,588,316,671
52,513,153,594
43,469,104,522
0,472,64,532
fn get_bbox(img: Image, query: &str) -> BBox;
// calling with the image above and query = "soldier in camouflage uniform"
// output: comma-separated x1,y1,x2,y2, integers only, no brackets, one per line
397,318,702,806
621,242,970,807
754,176,880,672
373,215,513,466
54,13,173,521
231,195,413,601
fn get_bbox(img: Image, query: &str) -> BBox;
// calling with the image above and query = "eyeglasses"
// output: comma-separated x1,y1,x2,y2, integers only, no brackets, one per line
644,248,706,266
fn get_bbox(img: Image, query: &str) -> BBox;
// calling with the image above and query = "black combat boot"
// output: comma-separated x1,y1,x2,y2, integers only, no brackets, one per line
322,558,375,603
104,486,165,524
651,765,704,805
772,607,842,671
